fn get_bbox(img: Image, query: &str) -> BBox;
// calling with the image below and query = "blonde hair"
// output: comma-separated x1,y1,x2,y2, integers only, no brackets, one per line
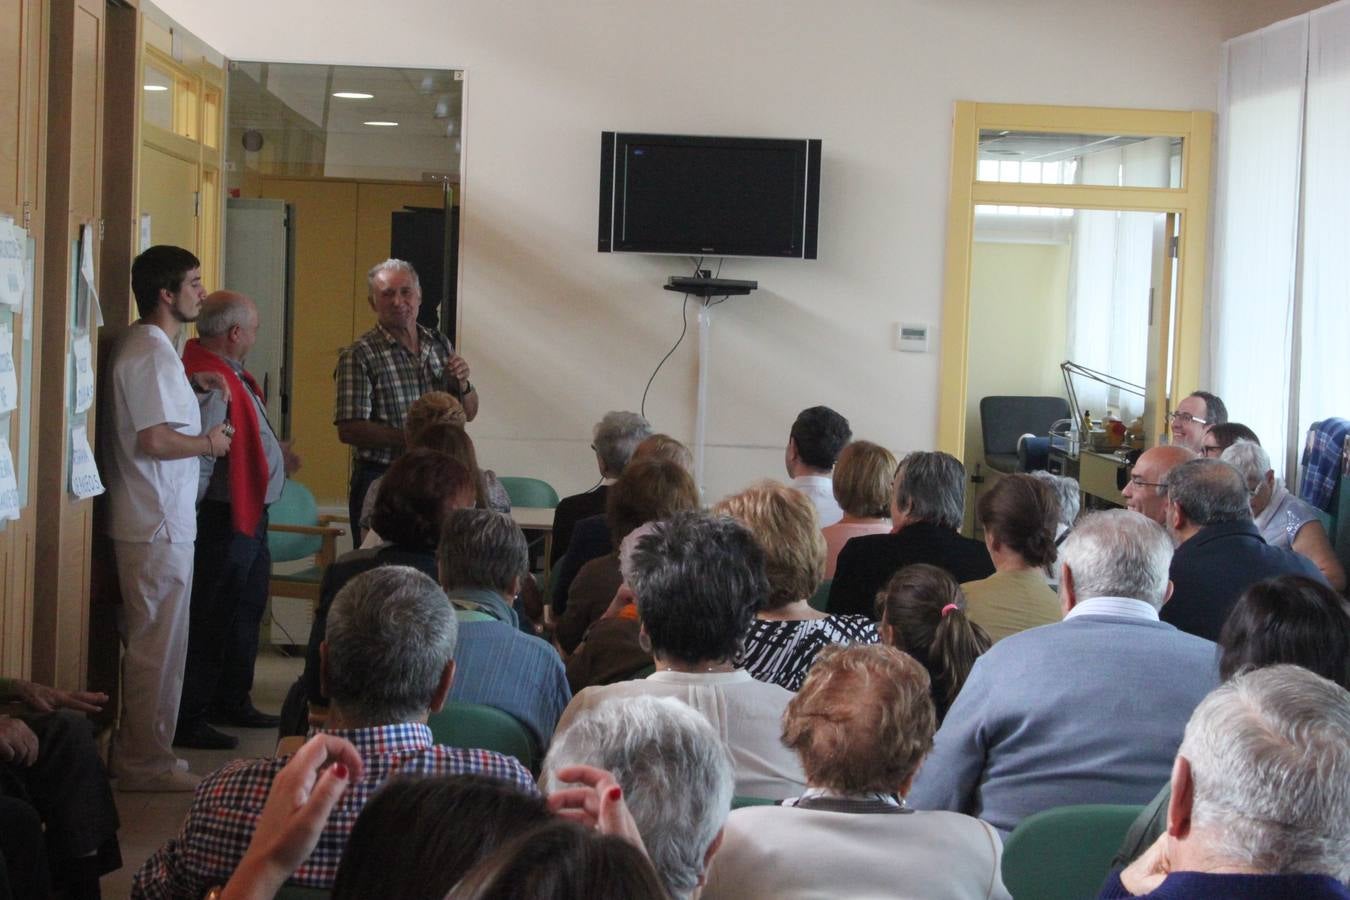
406,391,467,441
831,440,896,519
714,480,825,610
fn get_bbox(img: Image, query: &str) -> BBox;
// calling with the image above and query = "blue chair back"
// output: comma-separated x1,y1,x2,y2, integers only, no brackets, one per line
498,476,560,509
268,479,322,562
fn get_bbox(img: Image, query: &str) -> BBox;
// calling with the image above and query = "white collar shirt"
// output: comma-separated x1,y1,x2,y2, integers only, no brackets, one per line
1063,595,1160,623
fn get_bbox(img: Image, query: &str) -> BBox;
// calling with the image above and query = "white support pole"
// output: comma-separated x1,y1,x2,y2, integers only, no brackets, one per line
693,299,711,497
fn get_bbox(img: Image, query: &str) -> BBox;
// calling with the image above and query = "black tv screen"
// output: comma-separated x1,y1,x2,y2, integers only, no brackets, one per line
598,132,820,259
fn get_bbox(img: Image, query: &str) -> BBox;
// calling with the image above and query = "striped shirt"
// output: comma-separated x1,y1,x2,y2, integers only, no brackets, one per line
334,324,459,466
131,723,537,898
737,615,880,691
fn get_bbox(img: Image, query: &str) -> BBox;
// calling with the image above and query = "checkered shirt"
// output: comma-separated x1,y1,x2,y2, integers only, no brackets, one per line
131,723,537,899
334,324,458,466
1298,418,1350,513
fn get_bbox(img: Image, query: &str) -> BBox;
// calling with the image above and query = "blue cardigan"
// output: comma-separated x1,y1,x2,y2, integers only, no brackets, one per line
1100,869,1350,899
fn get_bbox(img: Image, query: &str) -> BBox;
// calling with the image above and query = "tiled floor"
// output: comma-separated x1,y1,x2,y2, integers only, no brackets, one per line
103,647,304,900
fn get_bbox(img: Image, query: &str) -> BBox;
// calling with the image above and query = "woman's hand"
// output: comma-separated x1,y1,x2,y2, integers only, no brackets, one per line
547,764,648,856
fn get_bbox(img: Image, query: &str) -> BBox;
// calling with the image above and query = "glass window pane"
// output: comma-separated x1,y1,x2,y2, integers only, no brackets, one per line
978,130,1182,189
143,63,173,130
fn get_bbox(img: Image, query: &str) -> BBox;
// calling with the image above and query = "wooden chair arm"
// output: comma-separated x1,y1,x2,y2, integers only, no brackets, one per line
268,523,347,537
319,513,350,525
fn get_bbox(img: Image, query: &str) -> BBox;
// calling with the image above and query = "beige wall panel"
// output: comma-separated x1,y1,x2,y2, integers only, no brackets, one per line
0,0,24,209
140,144,198,252
258,178,358,507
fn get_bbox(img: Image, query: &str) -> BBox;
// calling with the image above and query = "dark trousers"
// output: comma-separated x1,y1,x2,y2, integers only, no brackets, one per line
347,460,388,545
178,500,270,727
0,711,121,896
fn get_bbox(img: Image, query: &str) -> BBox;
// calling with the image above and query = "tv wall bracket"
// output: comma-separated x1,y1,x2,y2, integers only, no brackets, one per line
664,275,758,297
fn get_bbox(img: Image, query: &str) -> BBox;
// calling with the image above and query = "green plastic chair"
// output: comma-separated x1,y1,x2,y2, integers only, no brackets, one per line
1001,804,1143,900
498,476,560,509
731,795,779,809
808,579,832,612
428,701,539,773
267,479,345,604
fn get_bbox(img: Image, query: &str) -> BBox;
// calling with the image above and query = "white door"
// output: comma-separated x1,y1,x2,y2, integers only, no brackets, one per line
224,198,291,435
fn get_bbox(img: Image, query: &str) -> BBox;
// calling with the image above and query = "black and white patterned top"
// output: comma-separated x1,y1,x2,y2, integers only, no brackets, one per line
737,615,880,691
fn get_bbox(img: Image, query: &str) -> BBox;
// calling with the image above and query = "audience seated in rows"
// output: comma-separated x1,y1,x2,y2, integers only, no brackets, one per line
704,645,1011,900
554,510,808,799
715,480,878,691
1029,469,1080,586
545,695,735,898
1162,458,1325,641
1222,438,1346,589
875,564,992,724
829,451,994,618
1122,444,1195,525
357,391,466,532
783,406,853,527
549,411,652,569
908,510,1218,837
820,440,895,578
1113,572,1350,868
135,567,536,897
1103,666,1350,899
555,458,699,655
961,473,1062,642
564,525,658,692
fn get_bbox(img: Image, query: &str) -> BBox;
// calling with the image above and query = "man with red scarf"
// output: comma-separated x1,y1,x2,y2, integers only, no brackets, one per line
176,291,293,750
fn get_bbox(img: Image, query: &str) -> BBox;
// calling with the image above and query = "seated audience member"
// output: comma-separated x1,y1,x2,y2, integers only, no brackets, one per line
135,567,536,897
784,406,852,527
545,696,735,898
358,391,466,529
1121,445,1195,525
820,440,895,578
875,564,992,724
908,510,1218,837
555,459,699,655
1104,666,1350,899
550,411,651,567
715,481,878,690
288,450,475,735
1030,469,1080,585
634,432,694,469
437,508,572,750
1199,420,1259,457
1169,390,1227,453
564,526,657,692
0,678,120,898
829,451,994,618
961,473,1062,642
1163,458,1325,641
555,511,808,800
704,645,1011,900
1223,440,1345,589
1113,573,1350,868
447,819,668,900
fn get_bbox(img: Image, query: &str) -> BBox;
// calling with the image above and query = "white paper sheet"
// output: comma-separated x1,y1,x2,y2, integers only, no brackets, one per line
0,221,24,309
0,324,17,414
71,334,94,413
140,214,153,253
68,424,104,499
21,249,33,341
0,438,18,521
79,223,102,327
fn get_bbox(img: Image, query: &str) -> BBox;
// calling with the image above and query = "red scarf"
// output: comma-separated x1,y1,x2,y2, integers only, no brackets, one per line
182,339,269,535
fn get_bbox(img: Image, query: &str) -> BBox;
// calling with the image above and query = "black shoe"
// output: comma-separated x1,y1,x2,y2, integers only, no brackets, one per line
207,703,282,729
174,720,239,750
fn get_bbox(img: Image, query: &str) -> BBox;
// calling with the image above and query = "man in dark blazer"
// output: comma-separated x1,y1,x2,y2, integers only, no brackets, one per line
549,411,651,568
1163,458,1325,641
828,451,993,619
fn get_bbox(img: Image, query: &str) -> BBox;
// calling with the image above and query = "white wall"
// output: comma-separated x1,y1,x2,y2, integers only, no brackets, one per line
156,0,1277,502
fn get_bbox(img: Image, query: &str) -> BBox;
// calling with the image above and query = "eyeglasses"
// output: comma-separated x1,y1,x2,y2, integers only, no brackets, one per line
1200,444,1224,457
1169,410,1208,427
1127,476,1168,492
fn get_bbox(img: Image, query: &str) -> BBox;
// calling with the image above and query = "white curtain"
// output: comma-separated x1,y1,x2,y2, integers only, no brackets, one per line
1210,18,1308,476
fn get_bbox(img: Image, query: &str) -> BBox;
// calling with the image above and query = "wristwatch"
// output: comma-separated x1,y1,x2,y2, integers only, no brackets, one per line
459,380,474,395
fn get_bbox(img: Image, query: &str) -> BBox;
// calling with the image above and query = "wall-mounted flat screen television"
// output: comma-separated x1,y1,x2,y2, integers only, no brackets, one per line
598,132,821,259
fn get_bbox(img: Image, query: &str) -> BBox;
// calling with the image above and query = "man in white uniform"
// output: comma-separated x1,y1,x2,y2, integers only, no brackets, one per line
103,245,232,791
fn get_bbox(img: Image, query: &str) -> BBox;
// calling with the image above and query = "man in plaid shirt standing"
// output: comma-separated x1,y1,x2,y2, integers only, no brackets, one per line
132,566,536,898
335,259,479,541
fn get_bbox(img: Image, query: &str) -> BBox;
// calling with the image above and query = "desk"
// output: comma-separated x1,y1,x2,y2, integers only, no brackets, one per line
1049,449,1130,508
510,507,555,578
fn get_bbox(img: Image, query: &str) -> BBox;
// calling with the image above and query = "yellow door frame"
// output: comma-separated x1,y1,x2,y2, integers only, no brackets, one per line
938,102,1213,455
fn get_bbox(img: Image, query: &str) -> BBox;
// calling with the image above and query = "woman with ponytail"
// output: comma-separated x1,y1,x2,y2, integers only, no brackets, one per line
875,564,991,723
961,474,1062,642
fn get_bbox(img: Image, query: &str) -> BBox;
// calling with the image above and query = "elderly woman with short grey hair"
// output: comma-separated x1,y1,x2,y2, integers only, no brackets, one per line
549,411,652,569
827,451,994,619
703,644,1011,900
552,511,807,800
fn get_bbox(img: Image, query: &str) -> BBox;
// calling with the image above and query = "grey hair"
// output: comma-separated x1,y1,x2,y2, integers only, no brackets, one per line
324,566,457,725
1030,470,1080,531
1220,440,1272,493
437,508,529,594
195,293,253,337
366,258,421,299
1059,509,1173,609
893,451,966,530
1166,458,1253,526
1180,665,1350,881
543,696,735,898
593,411,653,477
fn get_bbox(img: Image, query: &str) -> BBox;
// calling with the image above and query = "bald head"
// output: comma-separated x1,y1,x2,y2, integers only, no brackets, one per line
1122,445,1195,524
197,291,259,360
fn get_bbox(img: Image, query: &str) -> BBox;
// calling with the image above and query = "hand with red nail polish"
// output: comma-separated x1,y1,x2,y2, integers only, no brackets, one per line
547,764,649,857
218,734,365,900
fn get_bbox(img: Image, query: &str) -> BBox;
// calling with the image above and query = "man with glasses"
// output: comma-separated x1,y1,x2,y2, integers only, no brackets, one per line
1168,391,1227,452
1122,445,1195,524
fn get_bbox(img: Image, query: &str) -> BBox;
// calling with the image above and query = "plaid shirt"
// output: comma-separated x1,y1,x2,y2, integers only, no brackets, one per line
131,723,536,899
334,324,458,466
1298,418,1350,513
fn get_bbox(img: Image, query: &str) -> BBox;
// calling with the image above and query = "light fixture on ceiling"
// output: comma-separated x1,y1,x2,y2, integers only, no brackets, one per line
144,84,169,92
434,97,450,119
333,91,373,99
363,121,399,127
